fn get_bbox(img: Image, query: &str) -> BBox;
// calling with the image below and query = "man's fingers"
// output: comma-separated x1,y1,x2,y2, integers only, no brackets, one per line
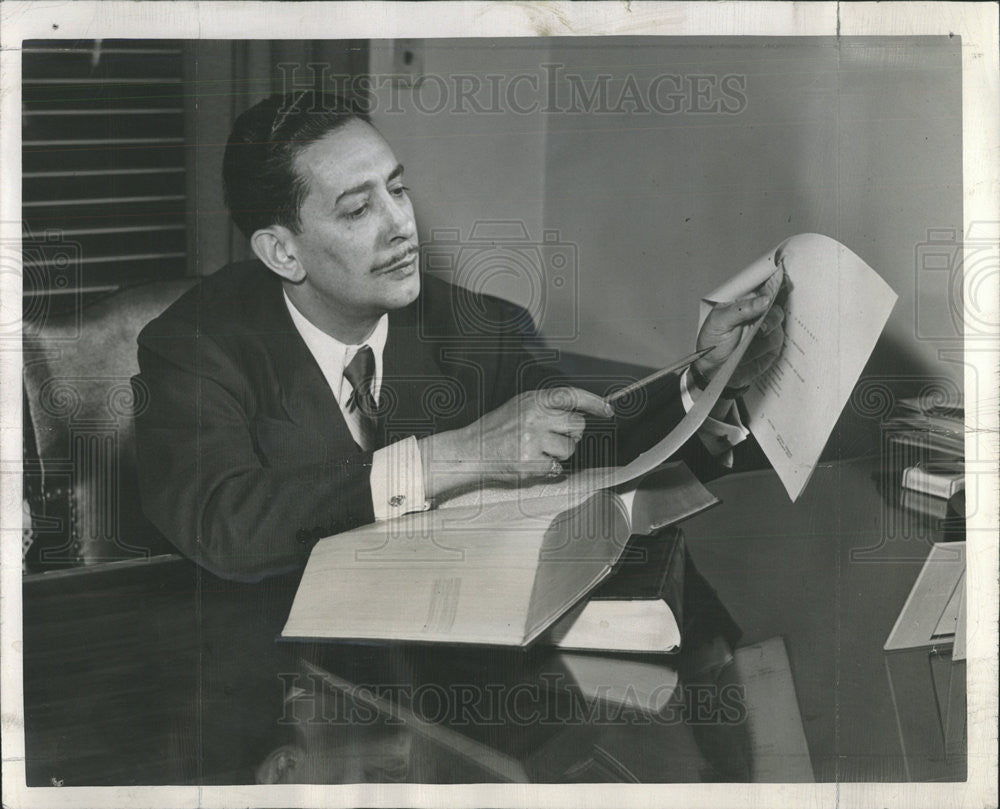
746,325,784,362
759,265,784,299
539,432,577,461
742,330,784,369
732,267,783,323
712,294,770,330
539,387,613,418
549,411,586,437
740,353,775,380
715,270,785,332
759,305,784,335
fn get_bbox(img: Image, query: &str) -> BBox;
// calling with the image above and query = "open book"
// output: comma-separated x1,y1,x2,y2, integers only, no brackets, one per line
280,462,716,647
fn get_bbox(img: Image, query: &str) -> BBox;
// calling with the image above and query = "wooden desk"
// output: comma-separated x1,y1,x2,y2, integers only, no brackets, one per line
20,457,961,785
22,555,199,786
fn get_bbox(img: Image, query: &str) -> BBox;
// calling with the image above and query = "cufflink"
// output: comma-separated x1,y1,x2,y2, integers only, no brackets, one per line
389,494,406,507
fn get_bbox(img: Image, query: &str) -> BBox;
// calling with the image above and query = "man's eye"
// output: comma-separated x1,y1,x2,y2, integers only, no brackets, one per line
347,204,369,219
390,185,410,197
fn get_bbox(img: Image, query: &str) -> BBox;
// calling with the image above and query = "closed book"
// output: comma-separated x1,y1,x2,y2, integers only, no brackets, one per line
902,462,964,499
542,533,685,654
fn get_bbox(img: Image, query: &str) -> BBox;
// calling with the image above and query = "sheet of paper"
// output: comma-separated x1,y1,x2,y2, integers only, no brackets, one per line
703,233,897,501
732,636,815,782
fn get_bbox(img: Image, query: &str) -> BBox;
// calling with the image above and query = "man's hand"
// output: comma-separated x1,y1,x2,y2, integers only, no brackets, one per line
419,387,613,494
469,387,612,476
694,266,786,392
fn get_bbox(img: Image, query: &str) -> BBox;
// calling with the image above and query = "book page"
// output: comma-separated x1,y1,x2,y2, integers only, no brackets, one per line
703,233,897,501
438,461,718,538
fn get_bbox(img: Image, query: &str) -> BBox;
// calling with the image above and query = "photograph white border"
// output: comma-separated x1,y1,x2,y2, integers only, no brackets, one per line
2,3,996,808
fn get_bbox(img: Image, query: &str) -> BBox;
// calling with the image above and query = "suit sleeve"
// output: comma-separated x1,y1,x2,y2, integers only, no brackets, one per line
132,324,375,582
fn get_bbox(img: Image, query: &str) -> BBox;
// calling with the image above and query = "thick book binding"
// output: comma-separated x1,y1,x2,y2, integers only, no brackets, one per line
901,462,965,499
542,532,686,654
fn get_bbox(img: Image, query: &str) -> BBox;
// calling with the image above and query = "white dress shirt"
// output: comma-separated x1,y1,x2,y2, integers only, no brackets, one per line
284,292,429,521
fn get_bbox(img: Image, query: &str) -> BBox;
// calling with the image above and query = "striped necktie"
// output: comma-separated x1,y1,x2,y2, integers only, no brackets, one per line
343,345,379,451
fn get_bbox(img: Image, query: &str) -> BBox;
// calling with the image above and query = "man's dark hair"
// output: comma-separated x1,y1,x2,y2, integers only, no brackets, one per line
223,92,371,239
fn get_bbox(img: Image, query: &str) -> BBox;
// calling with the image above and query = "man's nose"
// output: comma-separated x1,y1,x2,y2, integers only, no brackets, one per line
384,194,415,242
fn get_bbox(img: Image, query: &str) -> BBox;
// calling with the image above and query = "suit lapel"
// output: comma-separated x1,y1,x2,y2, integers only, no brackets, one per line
251,268,461,449
381,301,451,435
249,272,357,450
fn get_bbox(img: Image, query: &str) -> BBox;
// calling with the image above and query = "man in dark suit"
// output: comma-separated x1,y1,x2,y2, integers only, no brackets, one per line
134,92,783,583
132,92,783,782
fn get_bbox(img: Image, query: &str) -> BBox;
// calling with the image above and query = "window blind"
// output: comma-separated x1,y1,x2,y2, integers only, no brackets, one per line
22,39,188,301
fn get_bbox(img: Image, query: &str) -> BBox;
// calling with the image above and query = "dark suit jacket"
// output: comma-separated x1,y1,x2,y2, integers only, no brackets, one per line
133,259,723,583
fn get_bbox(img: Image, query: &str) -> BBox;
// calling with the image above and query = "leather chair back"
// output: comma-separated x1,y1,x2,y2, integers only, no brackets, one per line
23,279,196,569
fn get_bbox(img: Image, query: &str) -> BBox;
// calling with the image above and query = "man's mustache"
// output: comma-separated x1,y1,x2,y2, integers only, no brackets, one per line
372,247,419,273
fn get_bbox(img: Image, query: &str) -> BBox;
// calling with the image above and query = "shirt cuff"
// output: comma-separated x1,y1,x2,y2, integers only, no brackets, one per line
680,367,750,467
371,436,432,521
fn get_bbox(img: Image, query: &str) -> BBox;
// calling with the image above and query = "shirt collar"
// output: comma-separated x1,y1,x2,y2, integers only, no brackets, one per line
282,290,389,402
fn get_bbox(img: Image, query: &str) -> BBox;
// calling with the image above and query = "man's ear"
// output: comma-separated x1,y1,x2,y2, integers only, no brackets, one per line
255,744,304,784
251,226,306,283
